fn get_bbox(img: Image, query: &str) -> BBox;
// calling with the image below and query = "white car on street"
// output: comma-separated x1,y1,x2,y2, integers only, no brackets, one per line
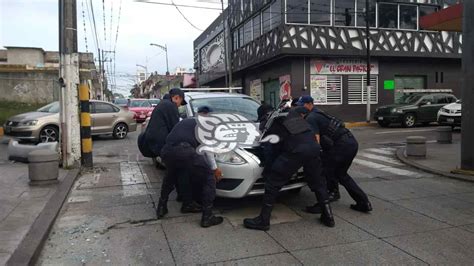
437,100,462,128
143,92,306,198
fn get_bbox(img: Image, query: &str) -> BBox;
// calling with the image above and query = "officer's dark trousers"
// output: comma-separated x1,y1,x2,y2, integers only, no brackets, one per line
325,135,369,204
263,152,328,205
159,143,216,208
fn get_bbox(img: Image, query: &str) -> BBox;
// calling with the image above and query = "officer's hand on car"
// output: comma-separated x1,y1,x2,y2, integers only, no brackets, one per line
214,168,223,182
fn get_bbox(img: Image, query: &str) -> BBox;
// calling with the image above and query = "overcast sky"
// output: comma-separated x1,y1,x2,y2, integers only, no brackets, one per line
0,0,224,95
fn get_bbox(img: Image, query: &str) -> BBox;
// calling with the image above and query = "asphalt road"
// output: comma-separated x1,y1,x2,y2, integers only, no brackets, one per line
36,124,473,265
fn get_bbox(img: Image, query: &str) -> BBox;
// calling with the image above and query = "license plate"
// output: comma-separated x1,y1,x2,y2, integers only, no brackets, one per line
378,117,384,121
447,118,455,123
4,126,11,133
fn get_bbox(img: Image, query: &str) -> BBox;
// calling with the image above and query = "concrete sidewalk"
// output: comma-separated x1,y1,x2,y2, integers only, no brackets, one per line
0,141,76,265
397,138,474,182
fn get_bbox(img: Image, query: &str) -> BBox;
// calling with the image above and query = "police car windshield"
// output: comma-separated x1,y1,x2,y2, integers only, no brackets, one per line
190,97,260,121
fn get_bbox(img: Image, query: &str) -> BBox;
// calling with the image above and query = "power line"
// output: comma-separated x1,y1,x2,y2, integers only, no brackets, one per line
171,0,204,31
135,0,222,10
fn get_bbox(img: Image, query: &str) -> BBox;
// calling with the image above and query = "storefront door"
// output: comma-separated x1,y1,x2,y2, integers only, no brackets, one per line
264,80,279,108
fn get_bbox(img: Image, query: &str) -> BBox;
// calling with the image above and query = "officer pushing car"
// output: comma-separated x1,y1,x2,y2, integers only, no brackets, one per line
243,102,335,231
155,108,224,228
297,96,373,214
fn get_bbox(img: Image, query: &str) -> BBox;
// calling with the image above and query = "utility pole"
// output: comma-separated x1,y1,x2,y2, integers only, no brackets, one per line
98,48,103,100
220,0,229,88
365,0,371,123
59,0,81,168
461,1,474,170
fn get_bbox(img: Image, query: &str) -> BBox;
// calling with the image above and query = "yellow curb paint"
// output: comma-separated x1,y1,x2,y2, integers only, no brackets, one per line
79,84,89,101
345,122,377,129
80,113,91,127
82,138,92,153
0,127,3,137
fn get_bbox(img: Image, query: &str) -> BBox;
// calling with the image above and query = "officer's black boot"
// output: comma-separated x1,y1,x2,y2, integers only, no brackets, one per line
243,204,272,231
328,189,341,202
320,201,335,227
156,199,168,219
350,201,373,213
200,207,224,228
181,201,202,213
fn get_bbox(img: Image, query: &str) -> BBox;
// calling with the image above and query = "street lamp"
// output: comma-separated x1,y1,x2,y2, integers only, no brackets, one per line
150,43,170,90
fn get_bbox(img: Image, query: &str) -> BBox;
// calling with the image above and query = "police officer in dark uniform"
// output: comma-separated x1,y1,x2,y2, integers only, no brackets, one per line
298,96,372,213
243,106,335,231
155,117,224,228
145,88,185,157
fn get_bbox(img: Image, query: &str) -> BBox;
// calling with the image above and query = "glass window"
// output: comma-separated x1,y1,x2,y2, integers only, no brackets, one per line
400,4,417,29
356,0,375,27
310,75,343,105
262,7,271,32
287,0,308,24
270,0,281,28
253,14,261,38
38,102,60,113
434,95,449,104
419,5,437,18
420,95,434,104
233,31,238,50
311,0,331,25
93,102,116,113
129,100,146,107
348,75,378,104
378,3,398,29
335,0,355,26
244,20,253,44
190,97,261,121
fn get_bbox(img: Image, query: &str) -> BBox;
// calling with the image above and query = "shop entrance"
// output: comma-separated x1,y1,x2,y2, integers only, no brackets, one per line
263,79,279,107
394,76,426,103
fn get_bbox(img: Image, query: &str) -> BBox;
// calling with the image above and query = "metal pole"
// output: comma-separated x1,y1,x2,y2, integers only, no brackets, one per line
165,44,170,91
461,1,474,170
221,0,229,88
59,0,81,168
365,0,371,123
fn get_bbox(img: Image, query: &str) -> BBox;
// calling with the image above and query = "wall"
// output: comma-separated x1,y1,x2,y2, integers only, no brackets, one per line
7,49,45,66
0,71,60,104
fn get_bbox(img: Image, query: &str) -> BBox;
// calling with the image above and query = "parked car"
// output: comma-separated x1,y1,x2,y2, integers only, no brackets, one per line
374,93,457,128
438,99,462,128
3,100,137,143
143,92,306,198
113,98,129,107
127,99,158,123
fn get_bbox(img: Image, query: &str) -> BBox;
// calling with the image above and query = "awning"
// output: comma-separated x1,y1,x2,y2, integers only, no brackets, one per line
419,3,462,32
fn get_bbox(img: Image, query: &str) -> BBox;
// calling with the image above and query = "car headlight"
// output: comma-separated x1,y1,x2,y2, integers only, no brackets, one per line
215,151,246,165
391,108,403,114
18,120,38,126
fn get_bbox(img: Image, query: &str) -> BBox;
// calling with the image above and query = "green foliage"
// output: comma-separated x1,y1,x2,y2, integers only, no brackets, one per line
0,101,44,125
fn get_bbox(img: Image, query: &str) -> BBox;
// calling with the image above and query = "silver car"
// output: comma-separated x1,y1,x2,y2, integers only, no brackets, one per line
3,100,137,143
145,92,306,198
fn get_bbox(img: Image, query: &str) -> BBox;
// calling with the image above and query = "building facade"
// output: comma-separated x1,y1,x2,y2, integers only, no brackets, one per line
194,0,462,121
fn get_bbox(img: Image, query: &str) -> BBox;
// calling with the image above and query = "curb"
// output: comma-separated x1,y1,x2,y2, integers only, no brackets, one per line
7,168,81,266
396,147,474,183
345,121,378,129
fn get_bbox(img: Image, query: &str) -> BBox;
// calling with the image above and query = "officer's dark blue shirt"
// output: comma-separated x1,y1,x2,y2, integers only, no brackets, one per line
165,118,199,148
305,108,330,136
145,99,180,155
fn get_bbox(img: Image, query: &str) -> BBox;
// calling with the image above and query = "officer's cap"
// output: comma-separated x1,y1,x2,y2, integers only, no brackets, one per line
296,95,314,106
169,88,188,105
197,106,213,114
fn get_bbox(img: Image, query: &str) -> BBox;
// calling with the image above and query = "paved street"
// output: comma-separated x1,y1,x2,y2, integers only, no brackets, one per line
37,126,474,265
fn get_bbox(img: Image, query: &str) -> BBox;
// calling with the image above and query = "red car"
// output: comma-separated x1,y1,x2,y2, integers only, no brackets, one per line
127,99,160,123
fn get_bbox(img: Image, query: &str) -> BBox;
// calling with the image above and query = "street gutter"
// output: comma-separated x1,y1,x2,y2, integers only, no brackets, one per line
396,147,474,183
6,168,80,266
